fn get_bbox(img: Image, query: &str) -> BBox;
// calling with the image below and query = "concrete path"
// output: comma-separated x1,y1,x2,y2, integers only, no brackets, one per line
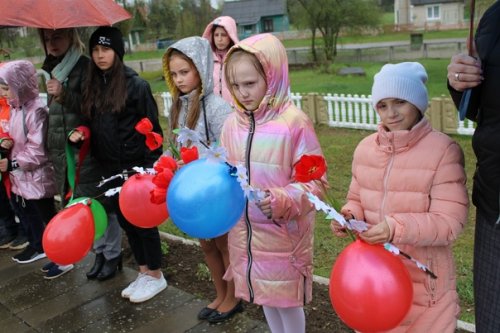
0,250,269,333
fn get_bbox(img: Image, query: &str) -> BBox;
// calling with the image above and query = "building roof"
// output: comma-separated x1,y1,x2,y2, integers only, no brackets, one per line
411,0,462,5
222,0,286,25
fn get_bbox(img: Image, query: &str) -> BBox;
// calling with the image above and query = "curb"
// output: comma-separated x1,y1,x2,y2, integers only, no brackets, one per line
159,231,475,332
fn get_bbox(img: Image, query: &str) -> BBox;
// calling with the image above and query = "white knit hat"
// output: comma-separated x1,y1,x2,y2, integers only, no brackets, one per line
371,62,428,114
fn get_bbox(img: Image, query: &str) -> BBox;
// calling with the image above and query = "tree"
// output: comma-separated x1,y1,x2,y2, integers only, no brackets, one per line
290,0,381,64
474,0,496,17
177,0,218,37
148,0,179,39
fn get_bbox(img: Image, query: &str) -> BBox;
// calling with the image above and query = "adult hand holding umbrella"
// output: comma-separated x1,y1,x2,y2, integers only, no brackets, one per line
0,0,131,29
457,0,476,121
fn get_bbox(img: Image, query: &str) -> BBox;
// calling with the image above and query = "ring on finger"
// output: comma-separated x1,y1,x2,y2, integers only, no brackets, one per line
454,72,461,81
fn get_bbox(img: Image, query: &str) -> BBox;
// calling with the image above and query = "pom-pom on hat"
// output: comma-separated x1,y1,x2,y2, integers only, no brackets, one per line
89,26,125,61
371,62,428,114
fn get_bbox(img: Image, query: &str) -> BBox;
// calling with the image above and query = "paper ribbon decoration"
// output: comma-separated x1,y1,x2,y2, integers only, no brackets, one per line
135,118,163,151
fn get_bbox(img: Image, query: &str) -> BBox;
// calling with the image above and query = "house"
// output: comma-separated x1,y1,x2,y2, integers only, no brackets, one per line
394,0,465,30
221,0,289,39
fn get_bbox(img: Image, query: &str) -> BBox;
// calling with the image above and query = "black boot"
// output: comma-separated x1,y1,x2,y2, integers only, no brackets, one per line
86,253,105,279
96,254,123,281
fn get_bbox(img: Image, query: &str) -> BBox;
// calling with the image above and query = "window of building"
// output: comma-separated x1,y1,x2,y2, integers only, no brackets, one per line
263,18,273,32
427,5,440,20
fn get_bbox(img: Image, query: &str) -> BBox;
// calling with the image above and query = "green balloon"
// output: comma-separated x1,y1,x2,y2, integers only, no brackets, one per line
67,197,108,241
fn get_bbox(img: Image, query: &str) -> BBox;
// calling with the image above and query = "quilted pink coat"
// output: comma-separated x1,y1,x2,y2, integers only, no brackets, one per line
0,60,56,200
342,118,468,332
202,16,239,103
220,33,327,308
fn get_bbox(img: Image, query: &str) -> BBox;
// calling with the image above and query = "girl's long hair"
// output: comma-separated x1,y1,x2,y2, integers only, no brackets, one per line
168,50,202,132
82,54,127,117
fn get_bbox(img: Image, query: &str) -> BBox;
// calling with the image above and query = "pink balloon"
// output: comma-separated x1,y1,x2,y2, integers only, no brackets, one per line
119,173,169,228
329,239,413,332
42,203,95,265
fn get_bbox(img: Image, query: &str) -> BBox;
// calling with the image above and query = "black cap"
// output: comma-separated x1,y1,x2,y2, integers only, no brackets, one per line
89,26,125,61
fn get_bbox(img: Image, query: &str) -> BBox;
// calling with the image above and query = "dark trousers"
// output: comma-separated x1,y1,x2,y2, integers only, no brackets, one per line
0,184,17,238
10,194,56,253
474,210,500,333
114,206,162,270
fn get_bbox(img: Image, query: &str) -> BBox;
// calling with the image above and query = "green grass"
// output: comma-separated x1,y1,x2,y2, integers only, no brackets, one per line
158,124,476,323
288,59,451,97
143,59,452,98
124,49,166,61
281,29,468,48
150,27,474,323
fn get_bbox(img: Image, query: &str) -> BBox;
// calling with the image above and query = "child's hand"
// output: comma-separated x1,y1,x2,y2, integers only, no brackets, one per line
0,158,8,172
68,130,85,143
330,213,352,238
0,138,13,150
256,191,272,219
359,219,391,244
330,220,348,238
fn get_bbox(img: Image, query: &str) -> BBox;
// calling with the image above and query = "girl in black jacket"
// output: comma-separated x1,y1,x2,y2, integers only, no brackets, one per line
70,27,166,303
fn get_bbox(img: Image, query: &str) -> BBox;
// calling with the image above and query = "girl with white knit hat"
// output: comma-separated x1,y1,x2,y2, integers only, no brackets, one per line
332,62,469,332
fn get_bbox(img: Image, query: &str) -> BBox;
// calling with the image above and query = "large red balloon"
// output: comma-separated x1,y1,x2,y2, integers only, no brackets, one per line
119,173,169,228
329,239,413,332
42,203,95,265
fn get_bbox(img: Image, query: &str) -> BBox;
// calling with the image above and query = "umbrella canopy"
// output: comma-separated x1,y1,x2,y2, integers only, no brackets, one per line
0,0,131,29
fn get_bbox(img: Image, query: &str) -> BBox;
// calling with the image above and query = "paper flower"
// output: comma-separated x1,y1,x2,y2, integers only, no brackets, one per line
294,154,327,182
205,146,227,164
180,146,199,164
176,128,203,146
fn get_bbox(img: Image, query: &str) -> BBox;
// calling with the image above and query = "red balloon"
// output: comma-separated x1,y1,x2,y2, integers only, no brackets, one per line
119,173,169,228
42,203,95,265
329,239,413,332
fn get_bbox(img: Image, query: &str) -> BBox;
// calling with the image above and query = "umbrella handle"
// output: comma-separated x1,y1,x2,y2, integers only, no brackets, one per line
468,0,476,57
37,69,50,82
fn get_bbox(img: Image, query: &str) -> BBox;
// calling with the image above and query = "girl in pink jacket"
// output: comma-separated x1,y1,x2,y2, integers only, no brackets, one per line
334,62,469,332
0,60,57,265
202,16,239,103
221,33,327,333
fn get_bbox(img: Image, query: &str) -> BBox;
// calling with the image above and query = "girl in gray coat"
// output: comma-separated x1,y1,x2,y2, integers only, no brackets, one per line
162,37,237,323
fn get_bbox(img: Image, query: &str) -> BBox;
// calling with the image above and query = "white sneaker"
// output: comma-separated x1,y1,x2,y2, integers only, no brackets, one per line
129,273,167,303
121,273,145,298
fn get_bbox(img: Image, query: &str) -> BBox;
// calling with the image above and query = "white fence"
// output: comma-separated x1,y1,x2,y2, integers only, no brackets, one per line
158,92,474,136
457,119,475,136
37,92,474,136
323,93,379,130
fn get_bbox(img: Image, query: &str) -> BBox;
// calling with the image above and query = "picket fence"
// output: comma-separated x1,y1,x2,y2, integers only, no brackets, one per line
38,92,474,136
158,92,475,136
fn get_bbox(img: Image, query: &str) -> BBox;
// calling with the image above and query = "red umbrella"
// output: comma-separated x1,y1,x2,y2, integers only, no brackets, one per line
0,0,131,29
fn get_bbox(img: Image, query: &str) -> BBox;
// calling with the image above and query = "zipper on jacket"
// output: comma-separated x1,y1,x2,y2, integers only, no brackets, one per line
380,139,395,222
218,65,223,96
245,111,256,303
427,257,437,306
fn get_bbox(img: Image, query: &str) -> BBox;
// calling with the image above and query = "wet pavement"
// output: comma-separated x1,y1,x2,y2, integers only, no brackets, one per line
0,250,270,333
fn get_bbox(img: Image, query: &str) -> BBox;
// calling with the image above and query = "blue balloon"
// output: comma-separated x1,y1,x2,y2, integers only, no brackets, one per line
167,159,245,238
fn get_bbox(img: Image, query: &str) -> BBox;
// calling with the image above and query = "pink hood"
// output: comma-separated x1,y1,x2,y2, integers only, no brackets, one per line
0,60,56,199
202,16,239,102
221,34,327,307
